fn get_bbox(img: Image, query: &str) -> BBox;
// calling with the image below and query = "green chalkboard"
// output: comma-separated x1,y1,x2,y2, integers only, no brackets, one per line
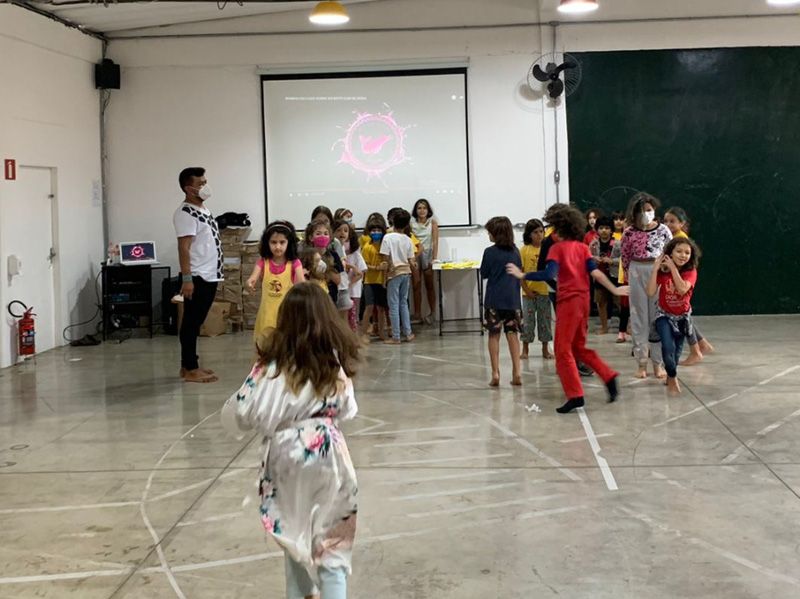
567,48,800,315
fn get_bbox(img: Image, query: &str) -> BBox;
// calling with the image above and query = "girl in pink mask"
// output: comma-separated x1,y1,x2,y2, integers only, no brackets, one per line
303,218,343,305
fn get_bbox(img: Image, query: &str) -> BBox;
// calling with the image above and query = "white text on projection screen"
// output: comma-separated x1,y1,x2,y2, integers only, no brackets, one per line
262,72,470,228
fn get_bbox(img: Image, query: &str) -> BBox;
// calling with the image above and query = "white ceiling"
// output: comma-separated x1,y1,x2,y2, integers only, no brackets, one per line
16,0,800,38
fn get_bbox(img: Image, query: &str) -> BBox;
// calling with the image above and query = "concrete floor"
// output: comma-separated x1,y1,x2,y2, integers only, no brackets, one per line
1,315,799,598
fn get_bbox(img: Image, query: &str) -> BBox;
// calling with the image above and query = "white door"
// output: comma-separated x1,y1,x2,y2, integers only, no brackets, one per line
1,166,58,364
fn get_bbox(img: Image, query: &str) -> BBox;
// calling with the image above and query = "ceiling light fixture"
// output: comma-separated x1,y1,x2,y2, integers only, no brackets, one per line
766,0,800,5
309,1,350,26
557,0,600,14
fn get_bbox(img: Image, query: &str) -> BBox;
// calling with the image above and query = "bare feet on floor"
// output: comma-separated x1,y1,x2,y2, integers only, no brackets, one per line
666,377,682,394
654,364,667,380
636,366,648,379
489,374,500,387
511,376,522,386
182,368,218,383
542,347,554,360
520,353,529,360
699,339,715,354
680,352,703,366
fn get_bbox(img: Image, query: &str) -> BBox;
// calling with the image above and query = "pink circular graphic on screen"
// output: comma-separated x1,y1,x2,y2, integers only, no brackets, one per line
335,110,410,179
131,245,145,258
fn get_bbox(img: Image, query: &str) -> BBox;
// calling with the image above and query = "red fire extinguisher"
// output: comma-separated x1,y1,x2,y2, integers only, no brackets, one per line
7,301,36,357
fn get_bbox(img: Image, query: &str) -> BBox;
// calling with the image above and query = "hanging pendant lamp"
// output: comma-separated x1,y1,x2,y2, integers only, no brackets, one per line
309,1,350,25
557,0,600,14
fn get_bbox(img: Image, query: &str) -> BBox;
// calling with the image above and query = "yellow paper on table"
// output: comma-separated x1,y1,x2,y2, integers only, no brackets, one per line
440,260,480,270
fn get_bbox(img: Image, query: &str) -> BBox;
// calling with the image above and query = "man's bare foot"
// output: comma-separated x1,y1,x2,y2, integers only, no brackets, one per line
636,367,648,379
180,367,215,377
404,333,416,342
616,333,627,343
520,353,529,360
511,376,522,386
384,338,401,345
183,369,218,383
699,339,715,354
489,375,500,387
542,344,554,360
666,377,681,394
654,364,667,380
680,352,703,366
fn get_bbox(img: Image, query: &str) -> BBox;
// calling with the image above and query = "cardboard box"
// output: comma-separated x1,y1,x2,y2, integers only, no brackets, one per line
222,265,242,286
241,242,260,257
220,227,252,244
223,285,243,305
176,300,231,336
199,301,231,337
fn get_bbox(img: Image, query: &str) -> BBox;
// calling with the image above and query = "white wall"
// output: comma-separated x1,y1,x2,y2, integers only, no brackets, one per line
0,6,104,368
105,11,800,318
106,26,560,276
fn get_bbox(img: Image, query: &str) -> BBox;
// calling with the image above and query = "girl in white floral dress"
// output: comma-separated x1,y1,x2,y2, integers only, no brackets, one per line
223,282,361,599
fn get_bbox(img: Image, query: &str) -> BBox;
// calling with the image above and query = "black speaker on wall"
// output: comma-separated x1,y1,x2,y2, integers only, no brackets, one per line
95,58,120,90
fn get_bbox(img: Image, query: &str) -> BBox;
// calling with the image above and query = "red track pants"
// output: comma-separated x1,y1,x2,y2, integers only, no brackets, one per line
555,294,618,399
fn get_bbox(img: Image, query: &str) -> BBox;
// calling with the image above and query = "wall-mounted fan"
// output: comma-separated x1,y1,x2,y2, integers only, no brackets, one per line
527,53,582,100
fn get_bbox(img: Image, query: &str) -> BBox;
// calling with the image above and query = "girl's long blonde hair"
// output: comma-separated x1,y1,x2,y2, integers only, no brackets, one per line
257,283,361,396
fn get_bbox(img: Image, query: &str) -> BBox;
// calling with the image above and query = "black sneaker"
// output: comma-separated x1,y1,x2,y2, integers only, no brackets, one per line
606,376,620,403
556,397,585,414
578,363,593,377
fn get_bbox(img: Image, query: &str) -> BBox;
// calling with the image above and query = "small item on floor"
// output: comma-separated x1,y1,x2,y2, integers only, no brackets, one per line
525,403,542,413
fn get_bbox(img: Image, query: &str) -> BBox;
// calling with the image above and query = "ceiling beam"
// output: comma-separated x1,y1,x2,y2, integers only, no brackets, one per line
7,0,107,39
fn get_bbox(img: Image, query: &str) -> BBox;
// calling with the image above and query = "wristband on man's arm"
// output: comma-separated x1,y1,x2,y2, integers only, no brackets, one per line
181,274,193,283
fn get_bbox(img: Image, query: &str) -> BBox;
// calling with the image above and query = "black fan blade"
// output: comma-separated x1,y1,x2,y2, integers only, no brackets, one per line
545,62,558,74
551,61,578,77
532,64,550,82
548,79,565,99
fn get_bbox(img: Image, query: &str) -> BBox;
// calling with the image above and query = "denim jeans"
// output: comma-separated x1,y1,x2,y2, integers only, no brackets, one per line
284,555,347,599
387,274,412,340
655,316,685,379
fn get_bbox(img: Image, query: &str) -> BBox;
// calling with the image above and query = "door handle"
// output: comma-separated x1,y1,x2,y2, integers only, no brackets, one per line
48,248,57,262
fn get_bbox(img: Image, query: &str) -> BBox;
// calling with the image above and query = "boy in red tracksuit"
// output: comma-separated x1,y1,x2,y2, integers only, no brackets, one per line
507,204,630,414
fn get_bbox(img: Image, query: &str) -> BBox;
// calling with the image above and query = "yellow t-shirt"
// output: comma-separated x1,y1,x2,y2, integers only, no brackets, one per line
362,241,385,285
613,231,623,241
673,230,689,239
520,244,549,296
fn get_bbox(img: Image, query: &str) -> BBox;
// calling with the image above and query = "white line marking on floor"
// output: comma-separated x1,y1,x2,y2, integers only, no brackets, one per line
392,482,520,501
380,469,513,485
348,414,388,436
558,433,614,444
374,436,499,448
650,470,689,490
372,453,513,467
413,391,582,482
0,568,132,585
619,507,800,587
0,501,583,584
177,511,242,528
395,369,433,377
720,406,800,464
408,493,558,519
652,364,800,428
517,505,586,519
412,354,449,362
0,501,139,515
577,407,618,491
140,411,219,599
148,469,245,503
352,424,480,437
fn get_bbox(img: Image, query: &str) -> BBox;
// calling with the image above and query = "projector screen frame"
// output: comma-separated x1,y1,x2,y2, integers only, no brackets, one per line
260,67,473,228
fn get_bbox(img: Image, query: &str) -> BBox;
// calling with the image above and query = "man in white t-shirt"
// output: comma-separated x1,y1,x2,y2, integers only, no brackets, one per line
173,167,223,383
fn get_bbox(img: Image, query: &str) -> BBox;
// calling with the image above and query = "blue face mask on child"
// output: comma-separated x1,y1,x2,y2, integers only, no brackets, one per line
370,233,383,242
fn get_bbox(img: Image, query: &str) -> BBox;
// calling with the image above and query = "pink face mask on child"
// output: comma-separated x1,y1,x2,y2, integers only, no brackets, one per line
312,235,330,249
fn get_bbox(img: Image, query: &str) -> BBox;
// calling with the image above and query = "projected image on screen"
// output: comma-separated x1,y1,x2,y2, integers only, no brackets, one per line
262,69,470,227
335,108,410,180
